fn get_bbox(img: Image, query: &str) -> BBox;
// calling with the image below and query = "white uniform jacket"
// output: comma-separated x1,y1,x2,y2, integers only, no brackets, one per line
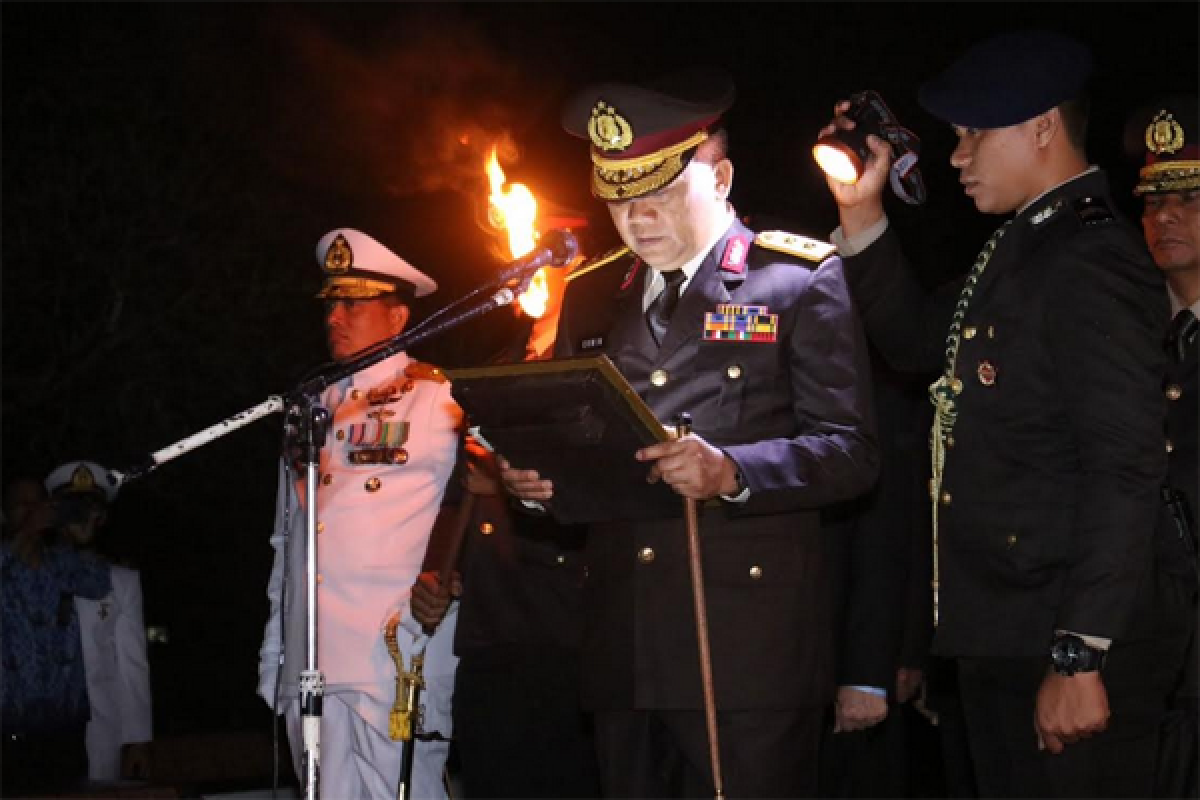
258,351,463,736
75,565,153,782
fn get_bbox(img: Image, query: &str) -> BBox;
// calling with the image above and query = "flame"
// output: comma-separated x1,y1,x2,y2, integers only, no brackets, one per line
484,145,547,317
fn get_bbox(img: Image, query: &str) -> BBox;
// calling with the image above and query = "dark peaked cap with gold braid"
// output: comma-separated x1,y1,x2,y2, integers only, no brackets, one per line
1124,95,1200,196
561,67,735,201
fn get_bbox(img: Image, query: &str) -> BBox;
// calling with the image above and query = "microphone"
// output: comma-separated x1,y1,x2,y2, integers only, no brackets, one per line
494,229,580,287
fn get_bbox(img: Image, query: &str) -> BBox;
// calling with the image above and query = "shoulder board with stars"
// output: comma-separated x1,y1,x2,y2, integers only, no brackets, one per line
753,230,837,263
404,361,448,383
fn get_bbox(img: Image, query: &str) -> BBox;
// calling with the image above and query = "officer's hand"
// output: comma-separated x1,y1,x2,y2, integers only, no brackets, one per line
636,435,738,500
895,666,924,704
496,455,554,501
464,438,500,496
818,100,893,235
833,686,889,733
1034,670,1110,754
120,741,153,780
410,570,461,635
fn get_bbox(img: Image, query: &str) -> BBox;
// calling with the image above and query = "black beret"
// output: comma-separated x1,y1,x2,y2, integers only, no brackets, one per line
918,30,1093,129
561,67,735,200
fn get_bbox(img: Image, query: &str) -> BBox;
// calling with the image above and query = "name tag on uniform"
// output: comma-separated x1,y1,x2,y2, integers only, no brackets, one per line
579,335,606,351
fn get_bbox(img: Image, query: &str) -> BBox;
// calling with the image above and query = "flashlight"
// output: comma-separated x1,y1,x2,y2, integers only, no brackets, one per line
813,91,887,185
813,90,927,204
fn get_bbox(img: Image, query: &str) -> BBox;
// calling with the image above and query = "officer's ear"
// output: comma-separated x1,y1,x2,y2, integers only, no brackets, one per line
713,158,733,201
1033,110,1060,150
389,303,411,335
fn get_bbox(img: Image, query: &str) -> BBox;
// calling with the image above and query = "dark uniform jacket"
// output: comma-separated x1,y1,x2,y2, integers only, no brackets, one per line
823,352,932,692
841,169,1169,658
1165,307,1198,537
1158,304,1199,702
554,218,880,711
453,466,590,665
451,322,591,664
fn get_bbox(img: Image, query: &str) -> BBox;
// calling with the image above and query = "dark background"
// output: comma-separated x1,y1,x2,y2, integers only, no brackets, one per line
4,2,1197,739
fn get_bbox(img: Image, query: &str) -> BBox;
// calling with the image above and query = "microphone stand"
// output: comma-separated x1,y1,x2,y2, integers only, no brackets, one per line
106,271,536,800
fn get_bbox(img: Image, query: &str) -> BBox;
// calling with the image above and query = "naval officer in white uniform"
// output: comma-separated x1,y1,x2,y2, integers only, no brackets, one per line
258,228,463,799
46,460,153,784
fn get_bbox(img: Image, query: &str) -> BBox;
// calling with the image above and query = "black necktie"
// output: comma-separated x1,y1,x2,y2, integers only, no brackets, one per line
1166,309,1198,364
646,269,688,346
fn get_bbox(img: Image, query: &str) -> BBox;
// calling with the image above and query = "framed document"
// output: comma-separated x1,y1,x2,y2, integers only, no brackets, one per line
444,355,682,524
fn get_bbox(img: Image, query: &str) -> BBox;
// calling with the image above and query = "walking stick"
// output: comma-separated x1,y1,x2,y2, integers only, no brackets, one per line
675,413,725,800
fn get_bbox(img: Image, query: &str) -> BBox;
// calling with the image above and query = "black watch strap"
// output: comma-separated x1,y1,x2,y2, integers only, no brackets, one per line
1049,634,1107,676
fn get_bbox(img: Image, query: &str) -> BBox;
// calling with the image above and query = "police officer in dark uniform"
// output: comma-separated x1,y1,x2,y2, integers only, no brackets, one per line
821,30,1170,797
500,67,880,798
413,264,603,799
1127,95,1200,798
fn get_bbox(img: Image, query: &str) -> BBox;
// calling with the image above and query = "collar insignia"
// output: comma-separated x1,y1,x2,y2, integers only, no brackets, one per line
1030,199,1064,227
721,236,749,274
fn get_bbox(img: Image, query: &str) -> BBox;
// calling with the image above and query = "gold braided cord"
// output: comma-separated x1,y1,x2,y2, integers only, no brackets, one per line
565,245,632,283
1140,159,1200,177
590,129,709,172
316,277,397,300
592,153,686,201
927,221,1011,627
383,614,425,742
1134,162,1200,195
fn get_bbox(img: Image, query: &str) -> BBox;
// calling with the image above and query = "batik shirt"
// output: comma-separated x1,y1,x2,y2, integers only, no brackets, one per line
1,540,112,735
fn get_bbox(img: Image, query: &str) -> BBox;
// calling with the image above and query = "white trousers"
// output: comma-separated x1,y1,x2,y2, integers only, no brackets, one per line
285,691,450,800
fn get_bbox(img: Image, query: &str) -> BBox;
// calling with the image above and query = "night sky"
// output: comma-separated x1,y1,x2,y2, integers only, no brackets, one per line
4,2,1198,740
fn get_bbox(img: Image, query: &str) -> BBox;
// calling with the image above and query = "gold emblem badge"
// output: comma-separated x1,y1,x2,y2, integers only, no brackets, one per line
71,465,96,493
325,234,354,273
588,101,634,153
1146,110,1185,156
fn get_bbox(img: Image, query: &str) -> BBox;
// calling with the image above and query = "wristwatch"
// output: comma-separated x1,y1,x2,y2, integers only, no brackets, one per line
733,466,749,495
1049,634,1107,676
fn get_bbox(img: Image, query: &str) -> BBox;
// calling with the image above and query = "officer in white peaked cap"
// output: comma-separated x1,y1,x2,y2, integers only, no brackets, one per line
44,461,118,505
259,227,463,799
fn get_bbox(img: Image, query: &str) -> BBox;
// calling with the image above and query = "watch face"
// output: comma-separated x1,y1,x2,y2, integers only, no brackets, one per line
1051,636,1101,674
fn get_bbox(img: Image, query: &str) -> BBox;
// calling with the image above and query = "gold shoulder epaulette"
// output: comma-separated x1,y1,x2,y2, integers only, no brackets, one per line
754,230,837,263
404,360,448,384
565,245,633,283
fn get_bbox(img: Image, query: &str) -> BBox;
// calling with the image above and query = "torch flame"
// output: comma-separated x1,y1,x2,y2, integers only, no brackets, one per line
485,145,548,317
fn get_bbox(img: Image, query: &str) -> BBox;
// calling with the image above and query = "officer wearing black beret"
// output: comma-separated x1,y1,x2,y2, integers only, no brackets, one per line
500,67,881,797
822,30,1170,798
1126,94,1200,800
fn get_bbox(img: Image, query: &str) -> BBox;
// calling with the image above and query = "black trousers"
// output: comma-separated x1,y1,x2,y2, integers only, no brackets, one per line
1152,558,1199,799
1,724,88,798
956,641,1175,799
593,707,824,799
453,648,600,799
